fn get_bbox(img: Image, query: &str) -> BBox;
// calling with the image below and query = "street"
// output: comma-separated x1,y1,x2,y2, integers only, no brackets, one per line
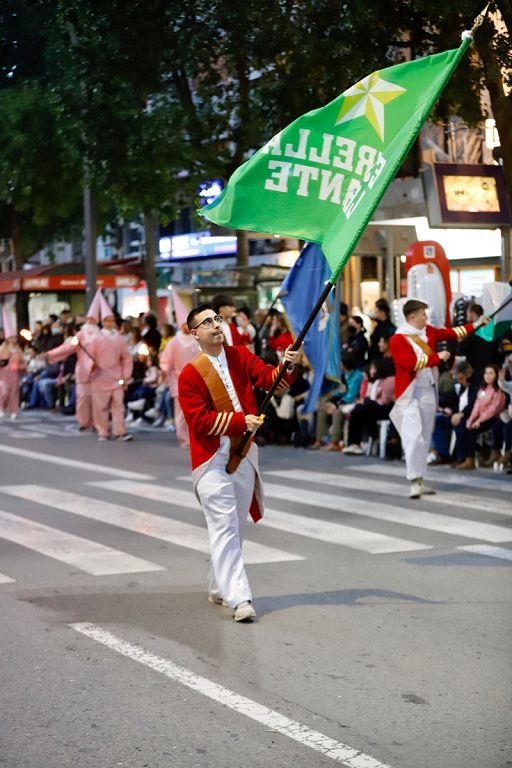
0,412,510,768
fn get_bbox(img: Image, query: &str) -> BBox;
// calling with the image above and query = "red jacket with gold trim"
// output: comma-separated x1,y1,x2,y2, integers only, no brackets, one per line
178,344,296,471
390,323,474,399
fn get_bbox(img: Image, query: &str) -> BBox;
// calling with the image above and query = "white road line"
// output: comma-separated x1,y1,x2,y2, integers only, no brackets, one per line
0,572,15,584
0,444,154,480
266,469,512,517
70,622,391,768
264,508,430,554
0,510,163,575
2,485,302,565
351,463,512,494
91,479,429,555
263,483,512,544
457,545,512,562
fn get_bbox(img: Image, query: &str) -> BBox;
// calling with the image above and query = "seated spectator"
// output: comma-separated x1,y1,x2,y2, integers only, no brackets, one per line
35,362,62,409
312,353,363,451
343,315,368,369
37,324,56,353
368,299,396,360
457,303,500,383
432,360,479,466
128,327,142,357
267,313,294,356
271,363,310,445
126,352,160,423
236,307,257,353
456,364,506,470
141,313,162,351
498,356,512,470
120,319,133,345
343,358,395,454
159,323,175,352
20,346,46,406
376,334,393,359
429,364,458,465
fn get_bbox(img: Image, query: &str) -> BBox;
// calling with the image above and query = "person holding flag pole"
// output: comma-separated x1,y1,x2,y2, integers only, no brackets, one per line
178,305,300,621
199,5,493,473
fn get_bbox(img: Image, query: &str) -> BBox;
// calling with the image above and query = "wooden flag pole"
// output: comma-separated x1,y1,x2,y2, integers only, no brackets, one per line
226,280,334,473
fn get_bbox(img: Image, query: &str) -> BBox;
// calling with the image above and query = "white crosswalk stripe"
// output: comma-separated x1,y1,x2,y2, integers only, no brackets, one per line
1,485,302,565
457,545,512,562
351,462,512,494
0,572,15,584
266,469,512,517
0,444,153,480
91,480,431,555
262,482,512,544
0,509,163,575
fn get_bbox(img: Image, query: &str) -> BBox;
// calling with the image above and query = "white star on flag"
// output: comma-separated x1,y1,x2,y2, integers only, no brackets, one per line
335,71,406,141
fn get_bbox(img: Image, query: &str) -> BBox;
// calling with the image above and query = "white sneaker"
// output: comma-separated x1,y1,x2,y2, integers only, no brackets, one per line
128,399,145,411
145,407,158,419
343,444,364,455
0,410,4,419
133,417,144,426
152,418,164,428
208,592,228,607
421,483,436,495
10,413,18,420
98,435,108,442
125,412,134,423
234,601,256,622
409,478,422,499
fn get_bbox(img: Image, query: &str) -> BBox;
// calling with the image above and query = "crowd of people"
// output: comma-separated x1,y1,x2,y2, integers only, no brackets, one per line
0,291,511,472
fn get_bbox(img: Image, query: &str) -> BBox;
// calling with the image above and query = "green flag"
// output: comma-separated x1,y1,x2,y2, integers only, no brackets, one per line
476,293,512,341
202,37,472,282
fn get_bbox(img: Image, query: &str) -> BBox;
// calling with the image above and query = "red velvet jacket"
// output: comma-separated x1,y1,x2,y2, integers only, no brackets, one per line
390,323,474,399
178,345,296,471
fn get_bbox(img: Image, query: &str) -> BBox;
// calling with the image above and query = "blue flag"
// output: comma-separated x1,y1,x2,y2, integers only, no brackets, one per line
280,243,340,414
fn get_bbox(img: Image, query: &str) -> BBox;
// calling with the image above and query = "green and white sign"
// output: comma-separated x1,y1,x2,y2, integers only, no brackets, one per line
202,38,471,283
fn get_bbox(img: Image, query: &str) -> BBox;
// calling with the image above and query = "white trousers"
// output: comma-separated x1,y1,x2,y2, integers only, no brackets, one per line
401,386,437,481
196,443,256,608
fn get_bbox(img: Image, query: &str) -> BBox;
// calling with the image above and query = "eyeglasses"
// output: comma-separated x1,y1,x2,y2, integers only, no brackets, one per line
192,314,224,330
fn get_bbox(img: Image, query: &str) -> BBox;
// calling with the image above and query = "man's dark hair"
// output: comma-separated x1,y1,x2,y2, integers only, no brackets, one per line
374,357,395,378
454,360,474,377
339,302,349,318
351,315,365,330
187,303,213,330
469,303,484,318
212,294,235,313
375,298,391,318
49,314,58,323
342,352,357,370
236,305,251,318
144,313,157,329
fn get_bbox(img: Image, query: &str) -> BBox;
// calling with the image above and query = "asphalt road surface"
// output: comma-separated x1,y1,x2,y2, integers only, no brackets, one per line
0,412,511,768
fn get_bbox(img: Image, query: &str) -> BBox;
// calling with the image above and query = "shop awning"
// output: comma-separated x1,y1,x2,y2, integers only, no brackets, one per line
0,263,140,295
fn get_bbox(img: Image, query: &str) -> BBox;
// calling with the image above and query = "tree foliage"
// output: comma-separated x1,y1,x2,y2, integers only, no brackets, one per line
0,0,510,270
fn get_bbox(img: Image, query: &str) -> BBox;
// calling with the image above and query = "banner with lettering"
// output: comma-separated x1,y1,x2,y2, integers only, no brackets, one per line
201,38,471,282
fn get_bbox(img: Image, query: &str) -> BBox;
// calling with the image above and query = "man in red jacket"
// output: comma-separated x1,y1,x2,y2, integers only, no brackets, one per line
389,299,486,499
178,303,299,622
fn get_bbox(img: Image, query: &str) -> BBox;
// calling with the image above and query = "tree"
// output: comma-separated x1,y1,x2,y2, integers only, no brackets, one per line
0,2,83,266
0,84,83,267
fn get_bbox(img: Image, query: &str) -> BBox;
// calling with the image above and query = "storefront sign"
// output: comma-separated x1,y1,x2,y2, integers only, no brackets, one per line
424,163,512,228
